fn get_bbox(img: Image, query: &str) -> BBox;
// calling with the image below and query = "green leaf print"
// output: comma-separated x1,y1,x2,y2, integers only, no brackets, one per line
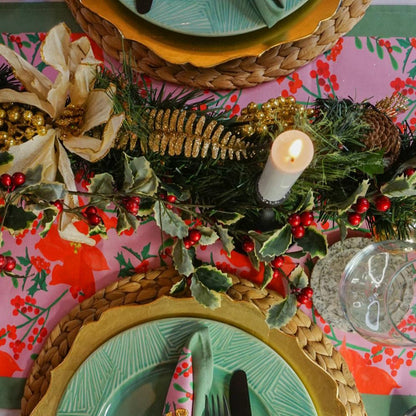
355,37,363,49
366,37,374,52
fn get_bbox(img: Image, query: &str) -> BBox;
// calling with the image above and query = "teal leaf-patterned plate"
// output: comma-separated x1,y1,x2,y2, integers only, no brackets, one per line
57,317,317,416
118,0,310,37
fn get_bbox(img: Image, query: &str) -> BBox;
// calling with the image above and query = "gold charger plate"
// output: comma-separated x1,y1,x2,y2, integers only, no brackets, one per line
80,0,340,67
30,295,345,415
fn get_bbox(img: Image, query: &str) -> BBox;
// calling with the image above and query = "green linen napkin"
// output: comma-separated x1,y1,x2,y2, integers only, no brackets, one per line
250,0,309,28
189,327,213,416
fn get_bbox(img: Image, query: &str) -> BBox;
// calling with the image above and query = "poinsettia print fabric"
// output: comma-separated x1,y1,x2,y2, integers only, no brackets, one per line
1,32,416,398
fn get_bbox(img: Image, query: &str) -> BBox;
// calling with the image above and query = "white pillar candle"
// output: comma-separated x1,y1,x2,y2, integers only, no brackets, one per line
257,129,314,204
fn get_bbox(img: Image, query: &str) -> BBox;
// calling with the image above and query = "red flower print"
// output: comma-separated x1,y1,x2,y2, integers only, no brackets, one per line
35,224,109,298
326,38,344,61
339,339,400,394
0,350,22,376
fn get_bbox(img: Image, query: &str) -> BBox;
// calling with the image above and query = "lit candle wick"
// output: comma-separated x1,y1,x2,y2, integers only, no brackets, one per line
288,139,302,162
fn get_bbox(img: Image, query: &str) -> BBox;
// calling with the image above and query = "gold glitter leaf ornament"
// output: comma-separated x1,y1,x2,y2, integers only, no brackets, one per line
145,108,250,160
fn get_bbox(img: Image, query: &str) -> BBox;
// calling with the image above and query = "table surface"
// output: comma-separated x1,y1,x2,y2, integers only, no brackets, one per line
1,2,416,416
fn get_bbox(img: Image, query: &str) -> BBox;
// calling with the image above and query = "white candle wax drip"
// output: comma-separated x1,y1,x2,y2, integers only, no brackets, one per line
257,129,314,204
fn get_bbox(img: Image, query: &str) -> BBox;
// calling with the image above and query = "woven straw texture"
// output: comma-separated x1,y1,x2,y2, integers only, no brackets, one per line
64,0,371,90
21,267,367,416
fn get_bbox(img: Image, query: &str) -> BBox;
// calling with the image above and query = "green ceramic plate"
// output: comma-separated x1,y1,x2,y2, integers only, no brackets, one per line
57,317,317,415
118,0,309,37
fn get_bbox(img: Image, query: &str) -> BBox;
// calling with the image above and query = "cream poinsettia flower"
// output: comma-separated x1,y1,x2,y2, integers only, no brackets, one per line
0,23,124,244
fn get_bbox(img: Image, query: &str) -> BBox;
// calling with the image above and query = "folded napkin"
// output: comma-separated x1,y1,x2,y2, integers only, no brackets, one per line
250,0,309,28
163,327,213,416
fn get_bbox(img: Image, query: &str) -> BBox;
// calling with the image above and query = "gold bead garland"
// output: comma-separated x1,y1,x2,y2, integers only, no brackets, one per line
0,103,50,151
236,96,313,137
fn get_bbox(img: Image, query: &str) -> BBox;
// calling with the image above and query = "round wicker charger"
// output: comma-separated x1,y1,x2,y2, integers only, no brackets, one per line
21,267,366,416
64,0,371,90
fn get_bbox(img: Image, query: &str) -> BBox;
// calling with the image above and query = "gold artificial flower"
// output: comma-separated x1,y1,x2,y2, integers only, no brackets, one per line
0,23,124,244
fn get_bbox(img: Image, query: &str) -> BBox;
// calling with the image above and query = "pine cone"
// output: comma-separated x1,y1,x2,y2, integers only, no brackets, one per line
362,106,401,165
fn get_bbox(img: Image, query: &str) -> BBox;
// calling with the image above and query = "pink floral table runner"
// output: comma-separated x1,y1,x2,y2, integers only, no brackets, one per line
1,31,416,406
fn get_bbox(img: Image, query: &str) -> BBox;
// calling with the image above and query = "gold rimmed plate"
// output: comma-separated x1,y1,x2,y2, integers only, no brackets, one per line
30,296,346,415
81,0,340,67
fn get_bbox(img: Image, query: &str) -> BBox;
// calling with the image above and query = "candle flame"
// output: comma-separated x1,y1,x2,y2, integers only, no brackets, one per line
288,139,303,161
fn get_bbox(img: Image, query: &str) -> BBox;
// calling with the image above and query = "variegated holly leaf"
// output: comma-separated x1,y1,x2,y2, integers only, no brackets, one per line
39,207,59,238
190,275,221,309
381,174,416,197
215,224,234,255
194,265,232,292
296,227,328,258
0,205,37,233
123,155,159,196
23,182,66,202
261,264,273,289
258,224,292,261
337,179,370,214
170,277,187,295
0,151,13,166
214,211,244,225
197,226,219,246
24,165,42,185
116,210,140,234
288,265,308,289
266,294,297,329
248,250,260,271
173,239,195,277
293,189,315,213
88,221,108,238
153,201,188,238
137,197,155,216
336,219,348,242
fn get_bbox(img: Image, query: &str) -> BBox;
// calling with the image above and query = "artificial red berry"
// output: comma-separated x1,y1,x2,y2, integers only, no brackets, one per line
291,225,305,239
11,172,26,187
375,195,391,212
85,206,98,216
242,240,255,253
271,255,284,269
0,173,12,188
87,213,101,226
4,256,16,272
297,293,309,305
130,196,140,204
354,197,370,214
301,286,314,298
288,213,301,227
300,211,314,227
166,194,177,203
189,229,202,243
0,255,6,269
125,198,139,215
404,168,415,177
53,200,64,212
272,270,281,279
183,238,193,249
348,212,362,226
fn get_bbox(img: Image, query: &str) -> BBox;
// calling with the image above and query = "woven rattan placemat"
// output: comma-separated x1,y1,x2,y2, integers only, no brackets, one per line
64,0,371,90
21,267,366,415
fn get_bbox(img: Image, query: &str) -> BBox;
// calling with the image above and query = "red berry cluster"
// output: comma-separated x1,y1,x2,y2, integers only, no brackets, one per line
271,255,284,279
347,195,392,226
122,196,140,215
83,206,102,226
183,228,202,250
404,167,415,177
288,211,314,239
348,197,370,226
242,238,255,253
160,193,177,209
294,286,314,306
0,172,26,191
0,254,16,273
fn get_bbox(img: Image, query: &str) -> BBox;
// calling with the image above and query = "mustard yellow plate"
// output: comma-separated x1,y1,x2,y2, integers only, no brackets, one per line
30,296,346,415
81,0,340,67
